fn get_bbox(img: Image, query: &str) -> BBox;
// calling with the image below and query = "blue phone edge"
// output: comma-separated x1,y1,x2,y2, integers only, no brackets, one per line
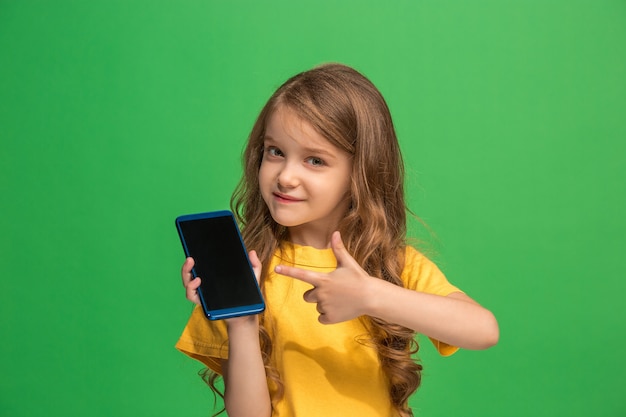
174,210,266,320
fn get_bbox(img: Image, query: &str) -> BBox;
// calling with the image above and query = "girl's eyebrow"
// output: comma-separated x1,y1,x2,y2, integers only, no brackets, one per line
301,145,336,159
263,136,336,159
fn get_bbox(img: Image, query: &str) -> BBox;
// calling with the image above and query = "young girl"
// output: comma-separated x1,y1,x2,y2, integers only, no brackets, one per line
176,63,499,417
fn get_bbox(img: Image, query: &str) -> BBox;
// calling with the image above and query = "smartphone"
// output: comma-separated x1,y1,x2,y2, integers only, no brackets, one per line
175,210,265,320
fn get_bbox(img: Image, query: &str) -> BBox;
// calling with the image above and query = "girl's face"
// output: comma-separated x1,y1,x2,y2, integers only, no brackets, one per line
259,106,352,249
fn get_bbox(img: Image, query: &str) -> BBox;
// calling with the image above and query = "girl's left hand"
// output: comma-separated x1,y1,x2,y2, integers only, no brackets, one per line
274,231,375,324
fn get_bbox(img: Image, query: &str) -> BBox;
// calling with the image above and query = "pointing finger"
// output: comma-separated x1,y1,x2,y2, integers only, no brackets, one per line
275,265,322,287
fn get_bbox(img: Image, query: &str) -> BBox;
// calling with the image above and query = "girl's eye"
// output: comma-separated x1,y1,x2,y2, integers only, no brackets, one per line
266,146,283,157
307,157,325,167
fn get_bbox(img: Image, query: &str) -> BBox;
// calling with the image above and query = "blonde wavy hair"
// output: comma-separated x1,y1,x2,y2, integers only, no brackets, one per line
204,63,422,416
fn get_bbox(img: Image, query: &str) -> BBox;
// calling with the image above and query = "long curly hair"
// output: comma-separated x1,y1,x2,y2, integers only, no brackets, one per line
207,63,422,416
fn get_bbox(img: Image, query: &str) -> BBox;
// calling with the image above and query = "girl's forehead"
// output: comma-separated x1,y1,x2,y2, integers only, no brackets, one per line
264,106,352,159
265,107,325,146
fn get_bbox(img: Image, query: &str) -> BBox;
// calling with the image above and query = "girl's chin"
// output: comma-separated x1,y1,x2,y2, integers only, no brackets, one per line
266,209,304,228
272,219,302,228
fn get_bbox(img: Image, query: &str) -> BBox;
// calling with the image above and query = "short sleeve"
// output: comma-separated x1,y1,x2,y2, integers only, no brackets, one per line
175,305,229,374
402,246,463,356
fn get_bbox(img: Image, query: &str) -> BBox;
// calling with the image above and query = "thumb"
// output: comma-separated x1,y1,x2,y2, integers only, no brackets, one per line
330,231,353,267
248,250,263,283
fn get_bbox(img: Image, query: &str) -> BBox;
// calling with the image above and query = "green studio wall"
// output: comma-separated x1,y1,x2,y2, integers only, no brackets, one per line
1,1,625,416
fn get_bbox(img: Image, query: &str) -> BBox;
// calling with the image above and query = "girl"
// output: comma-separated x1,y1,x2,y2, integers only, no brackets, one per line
176,63,499,417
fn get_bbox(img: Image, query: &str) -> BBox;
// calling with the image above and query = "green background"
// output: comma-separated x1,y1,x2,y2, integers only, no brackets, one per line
1,1,625,416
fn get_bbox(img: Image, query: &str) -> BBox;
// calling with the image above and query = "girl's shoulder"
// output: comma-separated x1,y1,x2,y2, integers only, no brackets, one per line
402,244,433,268
401,245,460,295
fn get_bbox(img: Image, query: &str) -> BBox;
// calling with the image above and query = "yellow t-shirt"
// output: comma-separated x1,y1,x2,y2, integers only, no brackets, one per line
176,243,461,417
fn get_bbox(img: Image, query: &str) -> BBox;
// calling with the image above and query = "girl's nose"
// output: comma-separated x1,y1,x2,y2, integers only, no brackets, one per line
277,163,299,188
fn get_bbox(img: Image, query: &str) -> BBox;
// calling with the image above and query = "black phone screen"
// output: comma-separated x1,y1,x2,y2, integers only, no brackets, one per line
176,212,263,314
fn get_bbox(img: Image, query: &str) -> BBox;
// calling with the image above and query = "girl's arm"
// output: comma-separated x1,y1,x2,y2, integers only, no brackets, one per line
364,283,498,350
182,253,271,417
221,316,271,417
274,232,499,350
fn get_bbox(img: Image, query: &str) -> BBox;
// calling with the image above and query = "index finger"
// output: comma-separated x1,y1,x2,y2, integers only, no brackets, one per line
275,265,322,287
181,257,195,286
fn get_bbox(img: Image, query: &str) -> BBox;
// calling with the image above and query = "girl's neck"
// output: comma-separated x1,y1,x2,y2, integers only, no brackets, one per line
286,227,333,249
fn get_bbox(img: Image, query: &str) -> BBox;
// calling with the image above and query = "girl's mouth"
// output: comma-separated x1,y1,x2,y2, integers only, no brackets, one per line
273,192,302,203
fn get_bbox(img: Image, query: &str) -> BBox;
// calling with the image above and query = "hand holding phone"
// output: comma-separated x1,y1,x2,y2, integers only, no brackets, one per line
176,210,265,320
181,257,203,306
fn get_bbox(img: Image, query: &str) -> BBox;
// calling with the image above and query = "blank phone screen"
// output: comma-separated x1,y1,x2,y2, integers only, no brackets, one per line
177,214,263,312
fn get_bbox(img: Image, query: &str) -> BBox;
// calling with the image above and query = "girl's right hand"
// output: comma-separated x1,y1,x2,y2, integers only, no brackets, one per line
247,249,263,284
181,257,202,305
223,250,263,328
180,250,263,307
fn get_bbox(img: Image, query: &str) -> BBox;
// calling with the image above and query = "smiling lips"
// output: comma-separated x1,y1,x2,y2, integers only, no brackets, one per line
273,192,303,203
